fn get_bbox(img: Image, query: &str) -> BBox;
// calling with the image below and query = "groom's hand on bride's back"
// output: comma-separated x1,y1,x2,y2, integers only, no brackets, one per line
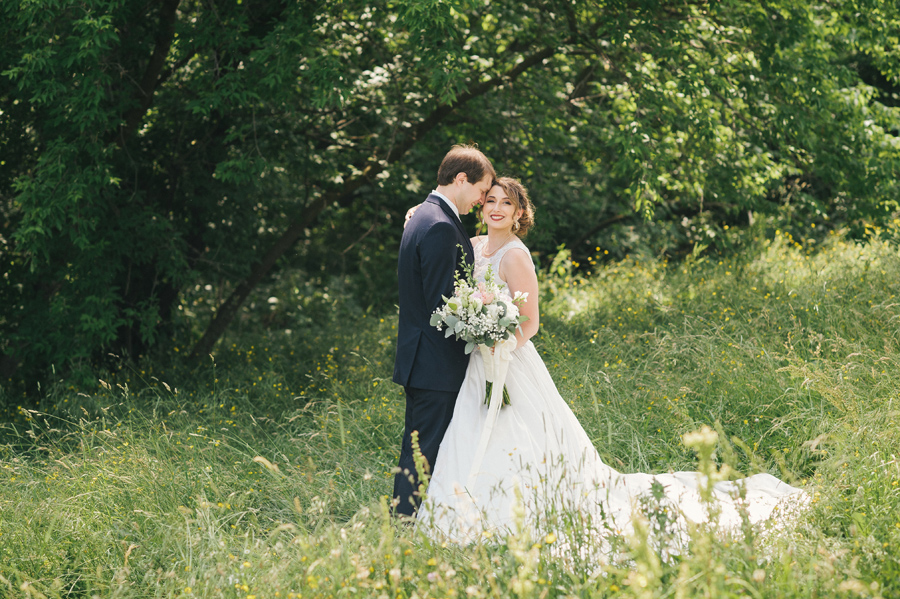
404,204,421,228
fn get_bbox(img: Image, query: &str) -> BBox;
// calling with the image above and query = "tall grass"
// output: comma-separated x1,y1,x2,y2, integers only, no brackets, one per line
1,227,900,598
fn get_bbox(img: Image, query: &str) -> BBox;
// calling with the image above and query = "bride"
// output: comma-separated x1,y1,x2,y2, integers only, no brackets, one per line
416,177,806,546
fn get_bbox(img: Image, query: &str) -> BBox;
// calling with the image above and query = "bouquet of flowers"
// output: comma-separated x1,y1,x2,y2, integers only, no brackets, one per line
430,254,528,406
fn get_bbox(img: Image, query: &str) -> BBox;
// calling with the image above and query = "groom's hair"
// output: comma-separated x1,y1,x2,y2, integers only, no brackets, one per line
436,145,496,186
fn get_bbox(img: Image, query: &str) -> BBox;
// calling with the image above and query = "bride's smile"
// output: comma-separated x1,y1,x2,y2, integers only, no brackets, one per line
482,186,522,232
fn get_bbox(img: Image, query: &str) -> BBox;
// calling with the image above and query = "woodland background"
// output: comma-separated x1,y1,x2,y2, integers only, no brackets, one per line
1,0,899,387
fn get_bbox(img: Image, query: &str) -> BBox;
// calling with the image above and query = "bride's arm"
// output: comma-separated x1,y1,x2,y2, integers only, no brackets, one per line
500,249,540,348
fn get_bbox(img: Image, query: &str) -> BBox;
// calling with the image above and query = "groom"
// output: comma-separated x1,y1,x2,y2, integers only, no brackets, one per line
392,145,495,517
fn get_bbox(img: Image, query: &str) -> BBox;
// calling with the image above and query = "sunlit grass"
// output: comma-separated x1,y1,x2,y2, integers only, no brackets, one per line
2,226,900,597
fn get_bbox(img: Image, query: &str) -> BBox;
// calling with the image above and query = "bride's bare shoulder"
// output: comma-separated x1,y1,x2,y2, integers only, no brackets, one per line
502,241,535,268
470,235,487,246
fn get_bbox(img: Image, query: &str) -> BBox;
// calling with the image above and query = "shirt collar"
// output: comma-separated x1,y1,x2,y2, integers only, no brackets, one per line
432,189,460,221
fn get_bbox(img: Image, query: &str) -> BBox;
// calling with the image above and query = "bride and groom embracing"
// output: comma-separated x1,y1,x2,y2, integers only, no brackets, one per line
392,145,805,543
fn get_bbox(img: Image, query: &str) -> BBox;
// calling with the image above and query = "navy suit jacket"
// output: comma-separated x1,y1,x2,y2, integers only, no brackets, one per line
393,195,474,392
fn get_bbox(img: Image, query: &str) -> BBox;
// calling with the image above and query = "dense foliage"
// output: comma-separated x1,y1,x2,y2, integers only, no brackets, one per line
1,0,899,380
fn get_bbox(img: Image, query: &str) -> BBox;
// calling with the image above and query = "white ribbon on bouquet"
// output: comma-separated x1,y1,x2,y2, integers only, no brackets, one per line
465,338,518,491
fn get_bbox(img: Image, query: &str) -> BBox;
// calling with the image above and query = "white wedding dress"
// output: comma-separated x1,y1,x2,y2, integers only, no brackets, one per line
417,237,806,549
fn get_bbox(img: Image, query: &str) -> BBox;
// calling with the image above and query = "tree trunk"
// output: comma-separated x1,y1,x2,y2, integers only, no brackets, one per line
112,0,182,147
190,171,374,359
0,352,18,380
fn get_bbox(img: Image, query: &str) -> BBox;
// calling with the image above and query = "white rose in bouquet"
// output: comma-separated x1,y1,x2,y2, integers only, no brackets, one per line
504,300,520,319
486,303,502,320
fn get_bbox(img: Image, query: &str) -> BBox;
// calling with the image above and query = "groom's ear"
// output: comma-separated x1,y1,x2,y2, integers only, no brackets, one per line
454,172,468,185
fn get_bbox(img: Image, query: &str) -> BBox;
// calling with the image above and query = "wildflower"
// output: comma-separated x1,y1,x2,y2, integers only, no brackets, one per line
682,425,717,452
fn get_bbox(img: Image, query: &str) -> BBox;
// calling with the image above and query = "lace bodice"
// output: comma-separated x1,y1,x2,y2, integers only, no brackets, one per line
472,236,534,294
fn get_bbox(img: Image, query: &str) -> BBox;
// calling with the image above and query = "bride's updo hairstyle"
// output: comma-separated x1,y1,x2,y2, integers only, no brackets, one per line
494,177,535,238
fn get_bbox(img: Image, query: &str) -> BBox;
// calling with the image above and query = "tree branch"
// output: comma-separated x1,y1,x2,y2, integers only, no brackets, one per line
387,45,558,163
189,165,374,359
190,41,567,359
570,213,633,253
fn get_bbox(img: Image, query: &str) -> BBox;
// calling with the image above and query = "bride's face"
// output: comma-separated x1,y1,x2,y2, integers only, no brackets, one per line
483,185,522,233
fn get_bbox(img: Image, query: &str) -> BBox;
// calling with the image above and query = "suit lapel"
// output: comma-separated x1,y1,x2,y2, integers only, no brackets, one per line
426,194,473,261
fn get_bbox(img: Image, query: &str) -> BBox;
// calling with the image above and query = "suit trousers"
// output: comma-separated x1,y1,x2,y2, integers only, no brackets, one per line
392,386,458,517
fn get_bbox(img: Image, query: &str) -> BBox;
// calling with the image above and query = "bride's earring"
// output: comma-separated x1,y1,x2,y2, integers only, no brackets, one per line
513,220,520,232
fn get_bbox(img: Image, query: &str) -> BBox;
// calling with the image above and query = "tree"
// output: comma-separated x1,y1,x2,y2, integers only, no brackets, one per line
2,0,898,381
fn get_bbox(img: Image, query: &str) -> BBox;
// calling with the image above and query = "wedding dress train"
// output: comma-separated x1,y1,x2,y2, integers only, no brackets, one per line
417,238,806,546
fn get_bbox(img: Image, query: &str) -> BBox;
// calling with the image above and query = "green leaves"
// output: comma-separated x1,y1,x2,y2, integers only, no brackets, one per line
3,0,900,380
394,0,471,103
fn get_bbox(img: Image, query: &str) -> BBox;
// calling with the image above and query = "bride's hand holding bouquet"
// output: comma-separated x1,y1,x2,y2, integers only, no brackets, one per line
429,251,528,406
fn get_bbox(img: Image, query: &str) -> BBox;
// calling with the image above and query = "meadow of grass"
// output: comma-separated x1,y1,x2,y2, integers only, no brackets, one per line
2,225,900,598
